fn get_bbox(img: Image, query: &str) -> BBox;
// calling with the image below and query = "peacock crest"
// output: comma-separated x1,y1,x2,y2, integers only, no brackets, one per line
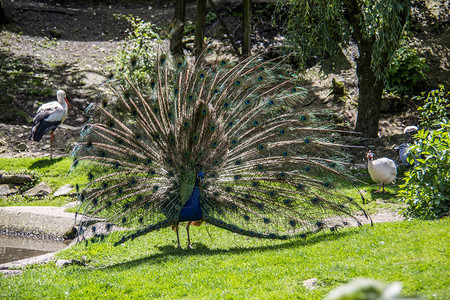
72,48,370,248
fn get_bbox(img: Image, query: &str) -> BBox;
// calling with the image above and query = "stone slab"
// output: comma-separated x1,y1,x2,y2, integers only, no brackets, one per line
0,206,77,239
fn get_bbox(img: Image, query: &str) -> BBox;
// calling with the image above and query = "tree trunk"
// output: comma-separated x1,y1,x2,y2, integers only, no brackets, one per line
341,0,383,137
242,0,251,57
0,0,8,25
354,41,383,137
194,0,207,59
170,0,186,57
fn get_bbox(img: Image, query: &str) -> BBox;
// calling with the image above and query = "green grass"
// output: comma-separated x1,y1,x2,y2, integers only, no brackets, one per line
0,157,448,298
1,219,448,299
0,157,86,207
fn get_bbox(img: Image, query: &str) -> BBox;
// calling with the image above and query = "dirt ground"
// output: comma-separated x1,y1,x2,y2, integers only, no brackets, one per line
0,0,449,160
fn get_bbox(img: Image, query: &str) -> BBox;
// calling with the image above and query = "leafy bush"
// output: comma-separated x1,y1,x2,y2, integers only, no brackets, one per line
400,87,450,219
113,15,163,96
417,85,450,129
385,46,428,95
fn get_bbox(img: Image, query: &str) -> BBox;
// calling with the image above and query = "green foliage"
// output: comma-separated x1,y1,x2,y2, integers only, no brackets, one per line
278,0,350,68
417,85,450,129
113,15,162,96
1,220,448,298
279,0,409,79
400,124,450,220
400,87,450,219
385,46,428,96
330,78,348,102
205,11,217,24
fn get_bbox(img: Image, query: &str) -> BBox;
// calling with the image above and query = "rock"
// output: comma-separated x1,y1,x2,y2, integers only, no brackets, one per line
56,259,72,268
23,183,52,197
0,184,18,196
0,206,78,239
15,143,28,152
49,29,62,38
56,259,86,268
63,227,78,240
54,184,74,197
61,201,81,209
0,173,33,184
302,278,318,290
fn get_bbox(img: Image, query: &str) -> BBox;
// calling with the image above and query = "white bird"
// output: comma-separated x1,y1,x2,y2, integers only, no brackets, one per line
366,150,397,193
29,90,70,159
403,125,419,134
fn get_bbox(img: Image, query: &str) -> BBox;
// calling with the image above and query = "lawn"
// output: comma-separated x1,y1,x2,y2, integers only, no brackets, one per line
0,157,448,299
0,219,449,299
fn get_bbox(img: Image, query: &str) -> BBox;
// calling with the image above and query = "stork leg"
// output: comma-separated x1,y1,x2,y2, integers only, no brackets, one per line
186,221,193,249
50,132,55,160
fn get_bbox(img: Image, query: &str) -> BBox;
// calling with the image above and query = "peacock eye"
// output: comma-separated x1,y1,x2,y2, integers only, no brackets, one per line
73,48,373,248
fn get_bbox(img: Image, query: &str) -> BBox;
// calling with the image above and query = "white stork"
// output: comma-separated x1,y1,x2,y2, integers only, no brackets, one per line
29,90,70,159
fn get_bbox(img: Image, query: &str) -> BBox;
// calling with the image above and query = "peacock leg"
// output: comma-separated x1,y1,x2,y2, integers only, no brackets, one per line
186,221,193,249
173,223,181,249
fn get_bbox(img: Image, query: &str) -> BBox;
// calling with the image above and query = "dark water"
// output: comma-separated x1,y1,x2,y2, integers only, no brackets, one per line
0,235,67,264
0,247,49,264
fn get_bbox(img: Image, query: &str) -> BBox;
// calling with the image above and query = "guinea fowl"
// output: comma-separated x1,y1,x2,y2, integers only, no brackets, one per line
366,150,397,193
72,50,372,249
29,90,70,159
394,143,417,166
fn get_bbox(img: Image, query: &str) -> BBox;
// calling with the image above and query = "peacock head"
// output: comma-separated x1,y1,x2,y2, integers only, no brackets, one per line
366,150,374,161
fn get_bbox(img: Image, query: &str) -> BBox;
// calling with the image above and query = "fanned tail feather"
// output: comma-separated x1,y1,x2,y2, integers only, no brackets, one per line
72,48,371,246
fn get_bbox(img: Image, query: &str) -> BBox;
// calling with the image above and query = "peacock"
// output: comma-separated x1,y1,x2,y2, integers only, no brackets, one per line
72,48,371,249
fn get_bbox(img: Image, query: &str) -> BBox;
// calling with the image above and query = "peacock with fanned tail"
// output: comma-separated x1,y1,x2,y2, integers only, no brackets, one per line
72,49,371,249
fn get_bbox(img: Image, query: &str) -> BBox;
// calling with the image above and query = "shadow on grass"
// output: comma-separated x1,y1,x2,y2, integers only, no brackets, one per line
101,229,358,271
365,188,400,203
29,157,64,169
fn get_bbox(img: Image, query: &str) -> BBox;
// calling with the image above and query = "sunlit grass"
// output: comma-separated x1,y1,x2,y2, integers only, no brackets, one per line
0,157,87,207
1,219,448,299
0,157,447,298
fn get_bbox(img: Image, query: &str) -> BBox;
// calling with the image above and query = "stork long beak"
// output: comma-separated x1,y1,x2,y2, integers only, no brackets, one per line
65,97,71,108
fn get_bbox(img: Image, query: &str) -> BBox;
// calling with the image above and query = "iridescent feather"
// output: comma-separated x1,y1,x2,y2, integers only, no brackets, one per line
72,49,371,248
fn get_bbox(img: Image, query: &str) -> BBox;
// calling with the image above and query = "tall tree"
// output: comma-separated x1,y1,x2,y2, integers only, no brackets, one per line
170,0,186,56
281,0,410,137
194,0,207,58
242,0,252,56
0,0,8,25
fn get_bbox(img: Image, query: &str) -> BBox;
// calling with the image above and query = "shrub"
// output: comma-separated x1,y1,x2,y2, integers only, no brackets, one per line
399,87,450,219
417,85,450,129
385,46,428,96
113,15,163,96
